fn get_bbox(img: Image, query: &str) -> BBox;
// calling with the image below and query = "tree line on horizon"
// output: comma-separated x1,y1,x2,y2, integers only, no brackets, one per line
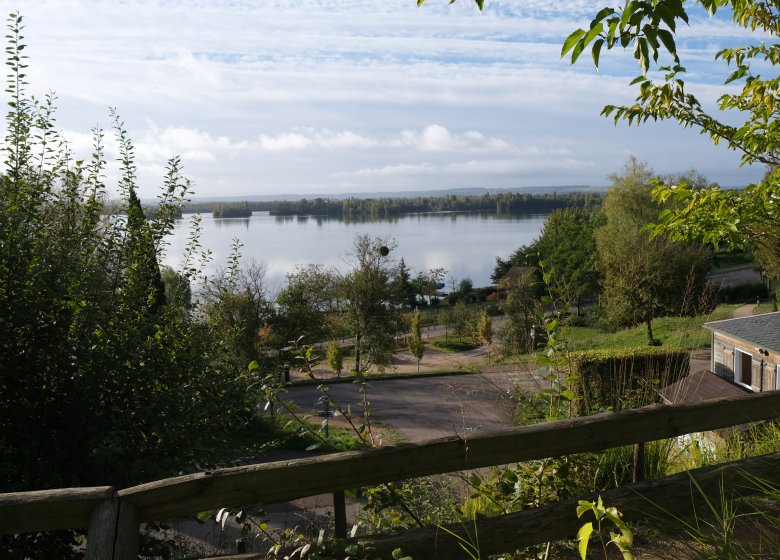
178,190,603,219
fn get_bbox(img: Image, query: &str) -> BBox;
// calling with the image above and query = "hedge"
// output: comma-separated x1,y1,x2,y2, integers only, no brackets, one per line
570,347,689,415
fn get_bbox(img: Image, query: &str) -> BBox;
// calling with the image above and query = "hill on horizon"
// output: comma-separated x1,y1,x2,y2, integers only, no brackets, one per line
180,185,606,204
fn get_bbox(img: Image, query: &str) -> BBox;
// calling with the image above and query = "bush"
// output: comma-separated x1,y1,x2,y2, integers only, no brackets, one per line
570,347,689,415
567,307,599,328
0,15,258,494
717,282,768,303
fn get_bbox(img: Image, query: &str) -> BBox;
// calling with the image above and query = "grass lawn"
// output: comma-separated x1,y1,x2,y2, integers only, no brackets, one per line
561,304,741,352
754,300,779,314
430,337,481,352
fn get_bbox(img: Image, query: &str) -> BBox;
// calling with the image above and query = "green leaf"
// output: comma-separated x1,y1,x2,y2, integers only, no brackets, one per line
657,29,677,60
572,40,587,64
577,522,594,560
576,500,593,518
656,4,677,32
640,37,650,73
197,509,216,521
620,2,636,30
561,29,586,58
591,7,615,26
592,39,604,69
724,66,747,84
583,22,603,47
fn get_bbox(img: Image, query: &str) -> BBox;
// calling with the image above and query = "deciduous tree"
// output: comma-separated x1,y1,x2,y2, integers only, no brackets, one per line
557,0,780,291
337,234,404,375
275,263,339,345
596,158,712,343
492,244,540,283
407,307,425,372
498,266,541,355
477,308,493,348
326,341,344,376
535,207,603,313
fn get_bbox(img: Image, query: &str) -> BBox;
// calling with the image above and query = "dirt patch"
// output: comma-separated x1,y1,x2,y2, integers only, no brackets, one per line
291,344,496,382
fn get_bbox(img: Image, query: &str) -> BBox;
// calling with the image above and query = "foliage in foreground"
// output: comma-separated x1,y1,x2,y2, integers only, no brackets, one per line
0,13,258,494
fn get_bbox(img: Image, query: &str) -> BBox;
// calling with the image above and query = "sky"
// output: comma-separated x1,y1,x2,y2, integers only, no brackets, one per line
7,0,769,199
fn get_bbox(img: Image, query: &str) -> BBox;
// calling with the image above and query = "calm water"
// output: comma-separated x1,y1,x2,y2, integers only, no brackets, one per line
163,211,548,291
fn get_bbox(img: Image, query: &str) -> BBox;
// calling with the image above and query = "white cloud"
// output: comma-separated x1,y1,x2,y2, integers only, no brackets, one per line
396,124,514,153
0,0,763,198
254,124,517,154
258,128,380,151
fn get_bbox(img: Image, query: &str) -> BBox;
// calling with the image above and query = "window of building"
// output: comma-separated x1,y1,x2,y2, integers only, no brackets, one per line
734,349,753,389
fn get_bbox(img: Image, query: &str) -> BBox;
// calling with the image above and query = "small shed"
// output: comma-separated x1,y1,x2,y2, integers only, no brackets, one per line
703,312,780,392
658,369,749,405
658,369,751,444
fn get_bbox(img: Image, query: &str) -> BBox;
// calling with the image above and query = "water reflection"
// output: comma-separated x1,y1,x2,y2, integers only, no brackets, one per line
213,217,250,229
165,211,548,288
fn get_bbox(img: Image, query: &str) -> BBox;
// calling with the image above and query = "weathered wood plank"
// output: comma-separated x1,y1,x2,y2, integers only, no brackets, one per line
86,497,139,560
333,490,347,539
122,436,465,521
200,555,264,560
362,451,780,559
0,486,114,534
5,391,780,533
120,391,780,522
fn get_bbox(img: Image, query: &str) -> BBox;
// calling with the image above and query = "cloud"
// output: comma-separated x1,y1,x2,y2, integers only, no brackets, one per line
255,124,517,153
1,0,763,198
343,149,586,179
396,124,515,153
258,128,380,151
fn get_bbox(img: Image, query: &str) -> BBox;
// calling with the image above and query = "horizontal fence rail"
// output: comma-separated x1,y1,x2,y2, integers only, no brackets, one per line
365,451,780,558
0,486,114,534
3,390,780,558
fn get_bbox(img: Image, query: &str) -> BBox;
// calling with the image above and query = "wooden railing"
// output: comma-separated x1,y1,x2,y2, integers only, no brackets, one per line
4,391,780,559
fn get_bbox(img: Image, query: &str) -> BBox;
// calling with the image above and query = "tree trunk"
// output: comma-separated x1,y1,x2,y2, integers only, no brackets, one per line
354,333,361,375
645,311,655,345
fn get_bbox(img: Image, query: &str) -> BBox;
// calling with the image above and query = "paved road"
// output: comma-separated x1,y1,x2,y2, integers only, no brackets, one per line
284,367,543,441
706,265,762,288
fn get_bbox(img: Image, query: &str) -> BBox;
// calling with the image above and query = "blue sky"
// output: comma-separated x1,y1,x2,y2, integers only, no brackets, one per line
10,0,768,198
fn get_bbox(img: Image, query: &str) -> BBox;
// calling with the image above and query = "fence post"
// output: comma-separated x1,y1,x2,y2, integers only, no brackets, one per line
333,490,347,539
632,442,645,483
86,495,139,560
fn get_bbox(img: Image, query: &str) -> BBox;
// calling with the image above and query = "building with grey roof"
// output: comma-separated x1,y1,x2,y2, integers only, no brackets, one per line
704,311,780,392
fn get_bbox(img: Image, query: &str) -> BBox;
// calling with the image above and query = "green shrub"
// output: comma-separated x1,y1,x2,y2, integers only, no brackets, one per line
570,347,689,414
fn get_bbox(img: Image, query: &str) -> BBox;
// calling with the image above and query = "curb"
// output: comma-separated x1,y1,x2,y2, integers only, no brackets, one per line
286,368,481,387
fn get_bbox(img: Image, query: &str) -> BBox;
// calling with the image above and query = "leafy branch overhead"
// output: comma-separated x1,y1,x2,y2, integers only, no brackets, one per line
560,0,779,169
417,0,485,10
427,0,779,281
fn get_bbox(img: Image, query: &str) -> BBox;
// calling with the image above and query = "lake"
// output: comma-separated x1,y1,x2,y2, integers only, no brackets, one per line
163,211,548,291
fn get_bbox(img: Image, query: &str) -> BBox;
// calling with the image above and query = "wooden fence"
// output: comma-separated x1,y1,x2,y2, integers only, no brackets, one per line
4,390,780,559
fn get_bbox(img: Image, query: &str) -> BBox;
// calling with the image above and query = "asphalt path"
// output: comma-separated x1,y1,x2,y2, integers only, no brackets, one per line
706,264,762,287
284,367,544,441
